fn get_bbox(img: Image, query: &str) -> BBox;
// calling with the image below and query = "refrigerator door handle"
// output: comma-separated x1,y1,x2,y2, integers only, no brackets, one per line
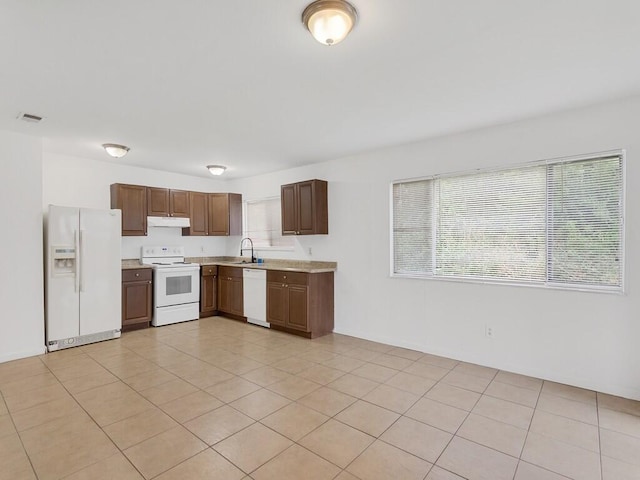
74,230,80,293
79,229,84,292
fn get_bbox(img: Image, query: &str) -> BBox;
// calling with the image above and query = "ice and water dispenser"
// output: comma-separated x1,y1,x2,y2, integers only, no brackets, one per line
51,246,76,276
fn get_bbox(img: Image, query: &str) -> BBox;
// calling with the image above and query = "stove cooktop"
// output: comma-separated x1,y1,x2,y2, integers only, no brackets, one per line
140,246,199,269
148,261,199,269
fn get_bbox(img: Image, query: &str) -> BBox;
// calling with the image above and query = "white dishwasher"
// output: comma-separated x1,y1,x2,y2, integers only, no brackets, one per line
243,268,269,328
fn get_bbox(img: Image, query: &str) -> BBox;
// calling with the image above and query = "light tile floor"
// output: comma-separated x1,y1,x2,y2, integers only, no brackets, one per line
1,317,639,480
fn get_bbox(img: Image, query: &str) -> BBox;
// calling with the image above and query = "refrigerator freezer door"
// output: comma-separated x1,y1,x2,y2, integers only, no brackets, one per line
78,208,122,336
46,206,81,342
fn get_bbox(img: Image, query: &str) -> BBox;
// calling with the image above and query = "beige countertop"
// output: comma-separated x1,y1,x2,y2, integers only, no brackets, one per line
121,259,152,270
122,257,336,273
188,256,337,273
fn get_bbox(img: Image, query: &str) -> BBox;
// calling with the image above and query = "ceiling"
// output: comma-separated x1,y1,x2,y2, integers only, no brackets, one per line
1,1,639,180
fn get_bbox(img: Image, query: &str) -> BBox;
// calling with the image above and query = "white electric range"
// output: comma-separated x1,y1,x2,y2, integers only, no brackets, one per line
141,246,200,327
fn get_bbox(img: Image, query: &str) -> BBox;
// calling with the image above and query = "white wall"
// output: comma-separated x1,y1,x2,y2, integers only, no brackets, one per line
230,96,640,400
43,153,238,258
0,131,46,362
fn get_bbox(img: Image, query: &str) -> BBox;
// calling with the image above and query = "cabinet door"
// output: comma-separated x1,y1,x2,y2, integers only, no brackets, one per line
281,184,298,235
230,278,244,316
287,284,309,331
147,187,170,216
296,181,316,235
217,277,231,313
200,274,217,313
111,184,147,236
208,193,229,236
122,280,151,326
170,190,190,217
266,282,287,327
185,192,208,236
297,180,328,235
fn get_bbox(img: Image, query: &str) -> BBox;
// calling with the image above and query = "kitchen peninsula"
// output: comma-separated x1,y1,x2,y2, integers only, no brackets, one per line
196,257,336,339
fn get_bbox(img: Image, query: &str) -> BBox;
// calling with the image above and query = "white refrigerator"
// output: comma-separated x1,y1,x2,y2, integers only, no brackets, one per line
46,205,122,352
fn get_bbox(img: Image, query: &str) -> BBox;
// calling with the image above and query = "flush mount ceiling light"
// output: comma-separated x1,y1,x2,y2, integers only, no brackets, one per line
102,143,130,158
302,0,358,46
207,165,227,176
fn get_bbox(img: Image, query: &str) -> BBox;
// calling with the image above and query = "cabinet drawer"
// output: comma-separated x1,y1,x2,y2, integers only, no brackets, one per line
218,266,243,279
122,268,152,282
267,270,308,286
201,265,218,277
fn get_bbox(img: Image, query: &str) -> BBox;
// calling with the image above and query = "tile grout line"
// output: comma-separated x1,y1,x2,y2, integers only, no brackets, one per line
0,389,41,480
43,354,153,480
596,393,604,480
3,318,635,480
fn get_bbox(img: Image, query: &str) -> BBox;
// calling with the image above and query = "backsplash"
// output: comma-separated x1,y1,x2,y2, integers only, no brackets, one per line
120,227,229,259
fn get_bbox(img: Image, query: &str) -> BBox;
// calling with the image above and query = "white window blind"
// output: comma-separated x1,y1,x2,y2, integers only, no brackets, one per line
393,180,433,275
547,157,623,287
392,153,624,291
244,198,295,249
435,166,546,282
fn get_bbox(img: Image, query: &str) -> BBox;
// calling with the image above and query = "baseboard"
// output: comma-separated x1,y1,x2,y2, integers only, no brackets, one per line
0,345,47,364
332,326,640,401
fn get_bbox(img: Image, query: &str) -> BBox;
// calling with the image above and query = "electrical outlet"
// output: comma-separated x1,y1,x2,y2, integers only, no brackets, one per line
485,325,494,338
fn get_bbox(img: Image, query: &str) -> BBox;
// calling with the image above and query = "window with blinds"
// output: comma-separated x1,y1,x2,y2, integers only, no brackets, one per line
392,153,624,291
244,197,295,249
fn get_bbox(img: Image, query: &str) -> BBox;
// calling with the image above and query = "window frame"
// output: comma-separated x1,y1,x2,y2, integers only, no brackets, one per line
243,196,295,252
390,150,626,294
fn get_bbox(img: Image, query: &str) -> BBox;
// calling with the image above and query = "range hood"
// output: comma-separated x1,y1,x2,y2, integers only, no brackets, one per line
147,216,190,228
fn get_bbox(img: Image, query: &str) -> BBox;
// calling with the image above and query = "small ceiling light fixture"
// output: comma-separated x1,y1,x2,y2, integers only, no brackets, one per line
302,0,358,46
102,143,130,158
207,165,227,176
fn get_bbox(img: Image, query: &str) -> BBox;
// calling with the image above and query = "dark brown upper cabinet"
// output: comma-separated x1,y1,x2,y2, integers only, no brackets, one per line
182,191,209,236
111,183,240,236
110,183,147,236
281,179,328,235
208,193,242,236
147,188,190,217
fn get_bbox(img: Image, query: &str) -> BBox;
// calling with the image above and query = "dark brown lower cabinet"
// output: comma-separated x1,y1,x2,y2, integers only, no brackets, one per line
217,266,244,318
266,270,333,338
266,282,287,327
121,268,152,331
200,265,218,317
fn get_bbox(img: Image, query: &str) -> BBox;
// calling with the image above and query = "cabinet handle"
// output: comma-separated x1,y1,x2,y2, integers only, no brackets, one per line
282,284,285,287
135,273,140,277
283,275,287,279
148,281,152,284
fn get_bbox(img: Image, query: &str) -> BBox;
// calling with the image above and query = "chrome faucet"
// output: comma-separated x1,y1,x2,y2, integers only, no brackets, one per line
240,237,256,263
